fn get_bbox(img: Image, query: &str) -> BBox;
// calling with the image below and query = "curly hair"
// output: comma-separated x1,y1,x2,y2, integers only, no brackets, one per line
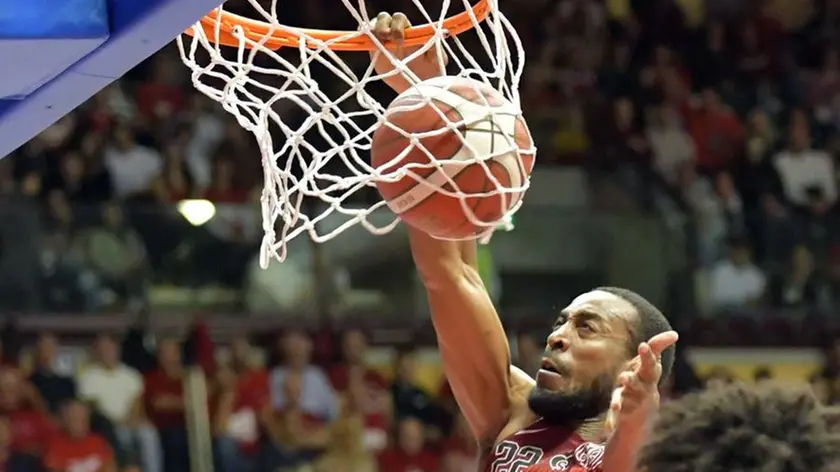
639,382,840,472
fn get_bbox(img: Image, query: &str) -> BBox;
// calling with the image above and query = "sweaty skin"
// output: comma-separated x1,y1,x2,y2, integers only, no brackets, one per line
369,12,677,471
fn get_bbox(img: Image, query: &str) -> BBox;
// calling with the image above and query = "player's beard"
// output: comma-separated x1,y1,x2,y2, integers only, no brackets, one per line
527,370,615,424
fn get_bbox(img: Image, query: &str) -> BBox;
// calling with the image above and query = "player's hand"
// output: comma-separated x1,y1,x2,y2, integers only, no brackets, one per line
369,12,449,94
606,330,678,432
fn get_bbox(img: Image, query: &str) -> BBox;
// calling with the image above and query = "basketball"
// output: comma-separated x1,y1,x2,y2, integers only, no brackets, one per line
371,76,535,240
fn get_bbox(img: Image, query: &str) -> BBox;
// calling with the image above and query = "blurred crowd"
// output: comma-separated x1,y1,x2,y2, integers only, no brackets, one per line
0,320,832,472
0,324,478,472
517,0,840,315
3,0,840,319
0,48,264,312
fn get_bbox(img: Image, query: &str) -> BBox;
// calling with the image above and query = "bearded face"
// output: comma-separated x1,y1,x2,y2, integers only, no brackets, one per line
529,290,637,424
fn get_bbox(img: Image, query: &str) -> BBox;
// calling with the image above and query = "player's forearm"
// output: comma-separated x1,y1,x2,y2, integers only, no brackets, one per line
602,419,651,472
431,286,514,443
459,239,479,270
420,255,516,444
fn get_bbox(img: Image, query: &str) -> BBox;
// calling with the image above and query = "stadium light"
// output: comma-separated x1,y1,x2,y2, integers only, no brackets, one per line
178,199,216,226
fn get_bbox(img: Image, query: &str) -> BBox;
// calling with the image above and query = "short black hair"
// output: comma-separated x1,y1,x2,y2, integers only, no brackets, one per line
640,382,840,472
594,286,674,385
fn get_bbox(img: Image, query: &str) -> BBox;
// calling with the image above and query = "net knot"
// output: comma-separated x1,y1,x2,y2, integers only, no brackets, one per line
259,230,276,269
477,228,493,245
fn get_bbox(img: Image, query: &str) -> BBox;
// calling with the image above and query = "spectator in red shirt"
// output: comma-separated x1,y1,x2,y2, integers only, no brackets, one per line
683,88,745,175
135,57,186,125
142,340,188,472
345,366,391,453
229,336,271,419
329,330,391,449
0,369,55,456
212,362,267,472
377,417,439,472
45,400,115,472
0,415,41,472
203,157,249,204
328,330,387,392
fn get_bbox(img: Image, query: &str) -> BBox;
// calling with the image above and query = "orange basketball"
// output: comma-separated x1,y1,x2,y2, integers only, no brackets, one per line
371,76,535,239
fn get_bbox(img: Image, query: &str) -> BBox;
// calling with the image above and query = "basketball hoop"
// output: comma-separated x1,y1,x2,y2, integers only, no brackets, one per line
178,0,529,267
186,1,492,50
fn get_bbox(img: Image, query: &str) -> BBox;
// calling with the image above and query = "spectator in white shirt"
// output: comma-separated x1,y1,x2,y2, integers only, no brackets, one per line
104,123,162,198
709,236,767,311
647,105,696,186
269,330,338,422
78,334,162,472
773,123,837,208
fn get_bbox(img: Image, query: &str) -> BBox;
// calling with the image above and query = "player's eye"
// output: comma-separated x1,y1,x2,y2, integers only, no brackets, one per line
577,322,595,333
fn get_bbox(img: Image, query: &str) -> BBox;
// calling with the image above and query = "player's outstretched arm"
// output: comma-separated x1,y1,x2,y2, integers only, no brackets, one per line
371,12,530,446
408,227,526,446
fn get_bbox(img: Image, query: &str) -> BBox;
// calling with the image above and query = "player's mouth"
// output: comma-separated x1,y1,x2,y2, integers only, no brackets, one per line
536,359,567,388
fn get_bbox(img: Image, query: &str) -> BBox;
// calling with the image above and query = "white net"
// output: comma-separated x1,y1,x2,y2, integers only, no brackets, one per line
177,0,529,266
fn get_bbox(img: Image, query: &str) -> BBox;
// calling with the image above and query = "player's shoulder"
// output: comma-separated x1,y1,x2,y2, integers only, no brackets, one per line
509,364,536,404
491,365,538,443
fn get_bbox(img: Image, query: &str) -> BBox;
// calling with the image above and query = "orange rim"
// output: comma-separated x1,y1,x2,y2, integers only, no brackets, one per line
185,0,490,51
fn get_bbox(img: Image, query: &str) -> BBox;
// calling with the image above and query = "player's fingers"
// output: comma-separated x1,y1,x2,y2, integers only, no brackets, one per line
624,355,641,373
390,12,411,42
606,389,621,433
618,371,636,389
637,342,659,384
647,330,679,356
610,387,623,412
372,12,393,41
423,40,449,66
622,370,655,399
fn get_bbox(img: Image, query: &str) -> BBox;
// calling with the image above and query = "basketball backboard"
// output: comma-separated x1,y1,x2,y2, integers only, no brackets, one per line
0,0,223,159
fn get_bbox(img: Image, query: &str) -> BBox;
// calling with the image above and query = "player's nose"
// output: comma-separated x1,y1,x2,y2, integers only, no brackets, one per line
546,328,569,352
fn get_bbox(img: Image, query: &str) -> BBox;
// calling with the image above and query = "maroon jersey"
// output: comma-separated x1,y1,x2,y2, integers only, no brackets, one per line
483,419,605,472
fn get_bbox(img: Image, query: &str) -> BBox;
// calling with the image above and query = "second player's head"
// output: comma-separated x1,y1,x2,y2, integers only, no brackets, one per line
640,382,840,472
528,287,674,424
